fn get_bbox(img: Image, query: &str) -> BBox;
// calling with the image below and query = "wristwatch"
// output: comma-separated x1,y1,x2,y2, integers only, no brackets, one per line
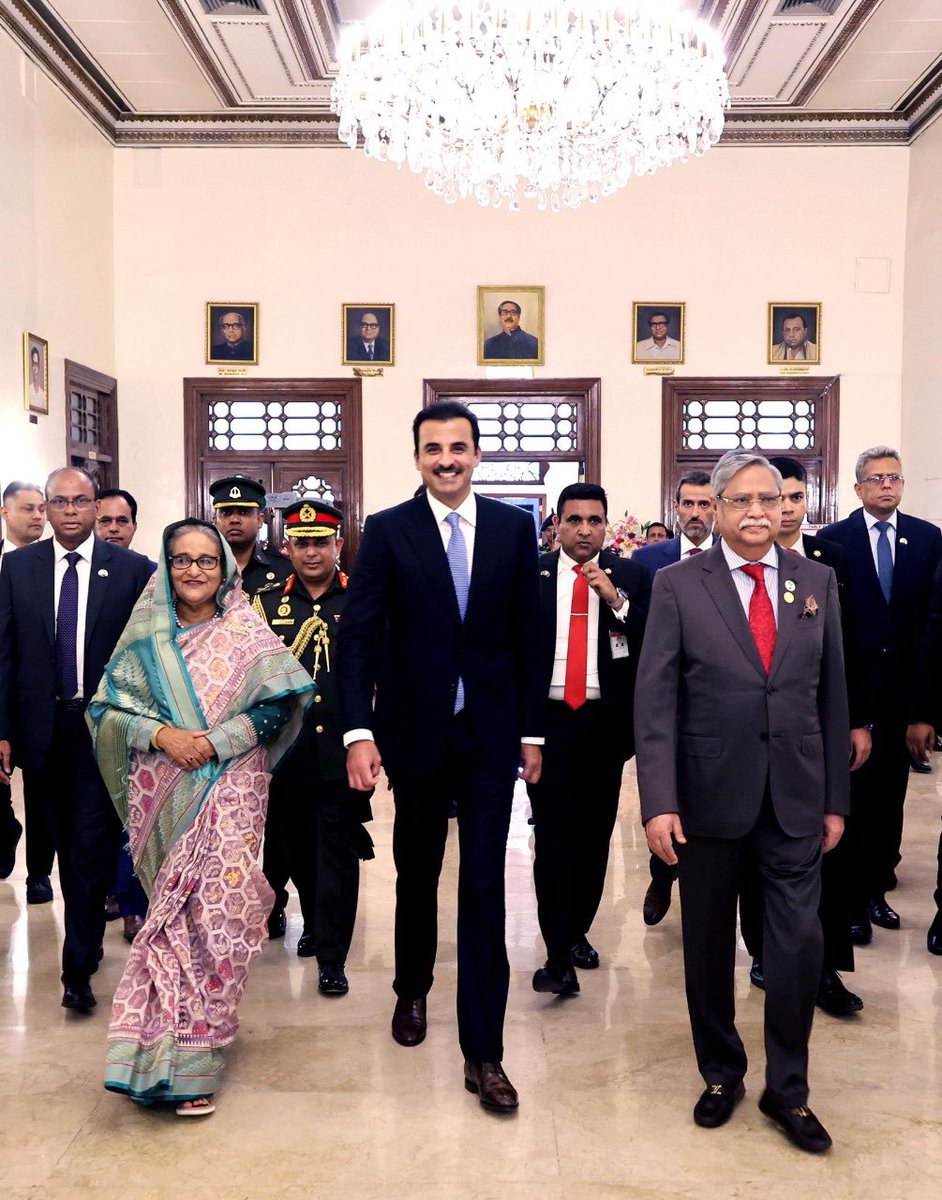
610,587,630,609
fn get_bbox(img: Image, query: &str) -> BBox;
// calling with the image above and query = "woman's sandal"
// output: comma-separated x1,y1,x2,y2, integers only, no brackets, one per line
175,1096,216,1117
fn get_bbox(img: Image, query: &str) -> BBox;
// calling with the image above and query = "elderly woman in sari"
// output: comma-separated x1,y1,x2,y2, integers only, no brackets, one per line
87,519,313,1116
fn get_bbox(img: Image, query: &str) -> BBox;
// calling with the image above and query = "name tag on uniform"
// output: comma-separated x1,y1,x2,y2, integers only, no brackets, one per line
609,631,629,659
273,618,295,626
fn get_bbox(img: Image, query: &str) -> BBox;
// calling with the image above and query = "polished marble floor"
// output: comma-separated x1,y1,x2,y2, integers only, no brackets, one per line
1,762,941,1200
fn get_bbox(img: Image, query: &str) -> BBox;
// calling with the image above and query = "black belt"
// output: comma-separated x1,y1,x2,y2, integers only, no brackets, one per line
56,699,84,713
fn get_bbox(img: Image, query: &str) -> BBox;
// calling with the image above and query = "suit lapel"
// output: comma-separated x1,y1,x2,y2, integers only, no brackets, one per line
699,542,767,678
400,497,461,625
848,509,887,610
34,541,56,647
466,495,499,619
540,549,560,666
85,539,112,648
768,546,801,681
891,512,917,602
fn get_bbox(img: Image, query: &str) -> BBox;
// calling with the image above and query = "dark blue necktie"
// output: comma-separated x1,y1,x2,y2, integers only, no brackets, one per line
55,551,80,699
874,520,893,604
445,512,469,713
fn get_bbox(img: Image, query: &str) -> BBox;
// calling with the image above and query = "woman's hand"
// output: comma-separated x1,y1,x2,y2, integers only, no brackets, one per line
155,726,214,771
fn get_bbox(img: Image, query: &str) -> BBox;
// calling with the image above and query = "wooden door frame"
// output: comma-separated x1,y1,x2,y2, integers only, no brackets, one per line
661,375,840,524
65,359,119,484
183,378,364,547
422,377,601,481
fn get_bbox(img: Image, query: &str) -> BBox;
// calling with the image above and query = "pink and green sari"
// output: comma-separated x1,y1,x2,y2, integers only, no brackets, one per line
87,522,313,1103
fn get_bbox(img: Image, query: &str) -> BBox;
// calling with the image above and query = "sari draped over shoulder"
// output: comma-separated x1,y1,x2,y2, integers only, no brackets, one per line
87,531,313,1103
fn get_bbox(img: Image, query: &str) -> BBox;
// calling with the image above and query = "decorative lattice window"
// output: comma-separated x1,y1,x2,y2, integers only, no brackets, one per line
290,475,337,503
208,399,343,452
470,400,580,455
683,398,815,453
473,461,542,483
69,391,100,447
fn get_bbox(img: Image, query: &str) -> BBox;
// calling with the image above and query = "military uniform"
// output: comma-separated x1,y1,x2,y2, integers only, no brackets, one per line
241,546,291,598
209,474,291,600
254,502,373,972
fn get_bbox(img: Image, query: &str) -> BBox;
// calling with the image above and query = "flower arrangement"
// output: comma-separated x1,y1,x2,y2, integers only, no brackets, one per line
604,512,645,557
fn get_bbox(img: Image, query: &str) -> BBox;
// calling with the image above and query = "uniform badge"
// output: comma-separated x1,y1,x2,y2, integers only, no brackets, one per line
334,613,341,624
229,485,242,500
278,604,291,617
300,503,317,523
266,571,275,580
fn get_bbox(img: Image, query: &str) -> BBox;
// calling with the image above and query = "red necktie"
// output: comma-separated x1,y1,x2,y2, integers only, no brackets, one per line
563,565,589,709
686,547,703,556
740,563,776,673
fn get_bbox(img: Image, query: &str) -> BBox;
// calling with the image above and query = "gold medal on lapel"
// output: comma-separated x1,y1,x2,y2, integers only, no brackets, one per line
278,604,291,617
783,592,795,604
784,580,796,593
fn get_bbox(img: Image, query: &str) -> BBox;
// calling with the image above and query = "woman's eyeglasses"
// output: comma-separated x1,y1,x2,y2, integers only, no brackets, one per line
169,554,220,571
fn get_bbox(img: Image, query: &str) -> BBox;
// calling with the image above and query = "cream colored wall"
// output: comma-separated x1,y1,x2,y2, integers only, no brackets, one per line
113,142,908,552
902,117,942,526
0,31,114,495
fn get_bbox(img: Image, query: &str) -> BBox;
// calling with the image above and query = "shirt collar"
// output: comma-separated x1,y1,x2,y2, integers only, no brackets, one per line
427,490,477,529
721,539,779,573
863,509,897,533
784,535,806,557
679,532,709,557
558,547,599,574
54,532,96,563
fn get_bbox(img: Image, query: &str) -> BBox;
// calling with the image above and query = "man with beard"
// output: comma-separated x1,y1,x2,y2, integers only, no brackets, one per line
0,482,55,899
210,476,291,600
632,470,716,926
635,451,849,1153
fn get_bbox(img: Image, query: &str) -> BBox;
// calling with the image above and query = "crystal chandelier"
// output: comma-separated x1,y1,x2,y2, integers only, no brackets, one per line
331,2,729,211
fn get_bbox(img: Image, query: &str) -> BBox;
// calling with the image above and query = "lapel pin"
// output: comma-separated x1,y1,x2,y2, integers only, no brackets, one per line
604,567,612,574
784,580,796,592
540,569,551,577
783,592,795,604
97,568,109,577
899,537,908,546
813,549,822,558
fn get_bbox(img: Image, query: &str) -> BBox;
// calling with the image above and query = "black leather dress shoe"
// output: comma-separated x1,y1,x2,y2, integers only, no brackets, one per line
749,957,765,989
758,1089,832,1153
642,878,672,926
318,963,349,995
267,906,287,939
104,894,121,921
0,818,22,879
62,984,97,1013
849,912,872,946
693,1082,745,1128
816,968,863,1016
867,896,900,930
296,931,317,958
570,938,599,970
26,874,53,904
532,962,580,996
927,915,942,956
464,1061,519,1113
391,997,427,1046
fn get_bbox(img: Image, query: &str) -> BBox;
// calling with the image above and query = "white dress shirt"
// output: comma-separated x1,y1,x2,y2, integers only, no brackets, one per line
863,508,897,574
721,540,780,627
54,532,95,699
679,533,709,558
548,549,629,701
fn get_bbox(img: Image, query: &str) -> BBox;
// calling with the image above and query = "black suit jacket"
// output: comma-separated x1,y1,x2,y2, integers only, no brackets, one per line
537,549,650,760
337,494,543,778
0,537,153,771
911,560,942,729
816,509,942,722
346,337,390,362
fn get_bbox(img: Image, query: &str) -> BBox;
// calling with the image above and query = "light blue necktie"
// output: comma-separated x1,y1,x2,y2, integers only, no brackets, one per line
874,520,893,604
445,512,469,713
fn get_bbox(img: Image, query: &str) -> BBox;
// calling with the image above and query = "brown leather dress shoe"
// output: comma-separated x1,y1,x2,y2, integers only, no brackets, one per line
391,996,427,1046
643,878,673,926
463,1061,519,1113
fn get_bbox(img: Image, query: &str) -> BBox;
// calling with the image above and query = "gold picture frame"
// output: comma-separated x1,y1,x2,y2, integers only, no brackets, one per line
206,302,259,365
768,303,821,365
632,302,685,365
23,332,49,415
342,303,395,367
477,285,545,365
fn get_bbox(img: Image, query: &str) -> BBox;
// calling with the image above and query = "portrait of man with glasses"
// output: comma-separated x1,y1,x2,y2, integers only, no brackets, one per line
206,303,258,364
633,302,684,363
343,304,394,366
477,286,543,364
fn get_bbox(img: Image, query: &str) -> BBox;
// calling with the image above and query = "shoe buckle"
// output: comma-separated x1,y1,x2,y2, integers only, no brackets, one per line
795,1106,809,1118
709,1084,724,1096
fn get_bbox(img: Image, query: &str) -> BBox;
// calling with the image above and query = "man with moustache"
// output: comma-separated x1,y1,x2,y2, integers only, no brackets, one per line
529,483,649,995
211,476,291,601
771,314,818,363
255,499,373,995
482,301,540,360
0,468,152,1013
632,470,716,926
636,451,849,1153
739,456,872,1017
338,400,543,1113
817,447,942,943
0,482,55,899
644,522,670,544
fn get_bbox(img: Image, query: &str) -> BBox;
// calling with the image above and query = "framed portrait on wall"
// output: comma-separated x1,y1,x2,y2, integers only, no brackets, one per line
342,304,395,366
23,332,49,415
768,303,820,364
632,303,685,364
206,302,258,364
478,286,544,365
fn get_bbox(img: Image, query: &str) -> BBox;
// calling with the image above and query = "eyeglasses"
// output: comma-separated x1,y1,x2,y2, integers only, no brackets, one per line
717,494,782,511
48,496,94,510
360,321,380,329
220,322,243,331
649,321,669,328
169,554,220,571
498,309,519,317
861,474,903,485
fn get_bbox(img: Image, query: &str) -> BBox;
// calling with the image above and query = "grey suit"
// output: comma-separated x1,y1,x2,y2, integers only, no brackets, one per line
635,541,850,1105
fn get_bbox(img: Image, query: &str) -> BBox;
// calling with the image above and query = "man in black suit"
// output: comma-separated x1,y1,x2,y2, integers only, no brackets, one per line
338,400,543,1113
529,483,649,995
0,480,56,900
906,560,942,954
740,456,872,1018
482,301,539,360
817,446,942,942
631,469,715,927
0,468,153,1013
636,451,850,1153
346,312,390,362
